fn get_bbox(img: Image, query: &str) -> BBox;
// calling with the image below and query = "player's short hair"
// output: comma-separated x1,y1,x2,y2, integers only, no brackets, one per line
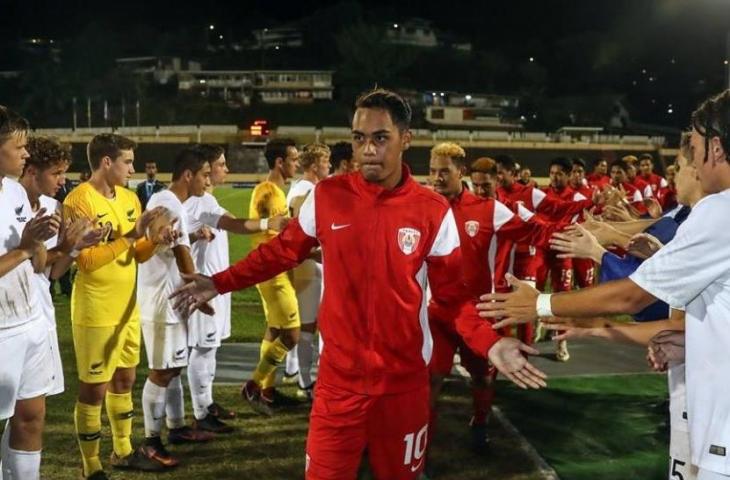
24,136,72,175
679,131,691,159
431,142,467,167
638,153,654,163
191,143,225,164
494,154,517,173
0,105,30,146
145,159,157,165
300,143,331,170
171,147,209,181
621,154,638,165
610,159,629,173
355,88,412,131
691,89,730,162
87,133,137,170
572,157,586,169
330,141,353,169
264,138,296,170
549,156,572,173
470,157,497,175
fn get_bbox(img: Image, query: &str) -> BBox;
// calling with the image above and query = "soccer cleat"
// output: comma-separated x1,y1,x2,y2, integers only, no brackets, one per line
469,420,491,453
282,370,299,385
556,339,570,362
296,382,315,401
168,425,215,445
208,401,236,419
84,469,110,480
193,413,235,434
241,380,274,416
110,443,172,471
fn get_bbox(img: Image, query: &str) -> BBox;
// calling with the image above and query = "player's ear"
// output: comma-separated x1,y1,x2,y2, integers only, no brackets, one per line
401,129,412,151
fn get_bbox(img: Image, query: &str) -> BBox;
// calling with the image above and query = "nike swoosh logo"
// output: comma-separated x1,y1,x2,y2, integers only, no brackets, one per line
410,458,423,472
330,222,351,231
97,213,108,218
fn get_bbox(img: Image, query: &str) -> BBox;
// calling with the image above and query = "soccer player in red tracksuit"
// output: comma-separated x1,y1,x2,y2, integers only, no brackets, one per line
428,144,562,459
585,158,610,189
171,89,547,480
568,158,597,289
623,155,654,201
657,164,678,211
609,159,644,210
493,154,595,346
637,153,669,198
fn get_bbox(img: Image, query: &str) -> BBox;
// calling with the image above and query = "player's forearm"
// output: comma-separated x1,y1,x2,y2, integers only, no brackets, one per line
50,254,74,280
455,302,501,358
605,219,659,236
0,248,35,278
217,215,262,235
30,244,47,274
134,238,157,263
550,278,657,317
76,238,133,273
213,220,316,294
173,245,196,275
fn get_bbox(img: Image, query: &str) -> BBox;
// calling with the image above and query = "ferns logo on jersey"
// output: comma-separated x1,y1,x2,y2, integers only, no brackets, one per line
15,204,27,222
397,227,421,255
465,220,480,238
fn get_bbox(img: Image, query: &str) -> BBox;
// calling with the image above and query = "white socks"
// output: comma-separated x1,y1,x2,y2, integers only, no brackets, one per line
285,347,299,377
297,331,315,388
165,376,185,430
187,347,215,420
142,379,167,438
1,421,40,480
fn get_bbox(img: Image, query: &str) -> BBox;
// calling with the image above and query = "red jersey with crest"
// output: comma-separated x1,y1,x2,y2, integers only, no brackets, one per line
213,166,500,396
639,172,667,197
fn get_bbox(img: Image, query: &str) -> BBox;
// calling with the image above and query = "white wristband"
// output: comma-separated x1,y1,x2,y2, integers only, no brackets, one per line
259,218,269,231
536,293,553,317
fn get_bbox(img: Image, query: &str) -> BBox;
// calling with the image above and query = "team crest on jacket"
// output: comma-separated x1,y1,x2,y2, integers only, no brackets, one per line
465,220,480,238
397,227,421,255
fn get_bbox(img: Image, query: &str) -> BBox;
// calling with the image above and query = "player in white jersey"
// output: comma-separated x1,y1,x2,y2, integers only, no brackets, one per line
183,144,289,432
0,107,61,480
477,90,730,479
283,143,330,399
137,148,217,467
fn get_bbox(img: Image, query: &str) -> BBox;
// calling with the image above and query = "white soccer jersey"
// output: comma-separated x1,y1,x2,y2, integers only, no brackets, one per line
36,195,61,328
0,177,38,330
137,190,191,324
184,192,231,343
286,178,322,324
631,189,730,474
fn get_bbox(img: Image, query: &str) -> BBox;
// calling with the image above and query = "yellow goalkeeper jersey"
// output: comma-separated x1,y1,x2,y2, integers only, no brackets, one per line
64,182,141,327
248,180,288,249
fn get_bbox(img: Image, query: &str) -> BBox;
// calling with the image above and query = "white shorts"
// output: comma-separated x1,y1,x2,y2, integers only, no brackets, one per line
47,325,64,396
0,316,53,420
187,293,231,347
142,322,189,370
669,428,697,480
698,468,729,479
292,260,322,326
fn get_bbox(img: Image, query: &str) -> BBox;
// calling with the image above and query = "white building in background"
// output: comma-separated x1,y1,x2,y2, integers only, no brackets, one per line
116,56,333,105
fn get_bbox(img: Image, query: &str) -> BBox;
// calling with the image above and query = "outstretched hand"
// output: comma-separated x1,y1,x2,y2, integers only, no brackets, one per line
477,273,539,329
488,337,547,389
170,272,218,317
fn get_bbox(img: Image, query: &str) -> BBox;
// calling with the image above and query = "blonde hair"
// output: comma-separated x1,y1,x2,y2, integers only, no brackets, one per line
621,154,638,165
300,143,331,170
431,142,466,165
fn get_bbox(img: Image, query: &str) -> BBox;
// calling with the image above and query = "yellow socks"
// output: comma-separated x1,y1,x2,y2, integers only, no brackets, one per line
105,391,134,458
74,401,102,476
252,338,289,388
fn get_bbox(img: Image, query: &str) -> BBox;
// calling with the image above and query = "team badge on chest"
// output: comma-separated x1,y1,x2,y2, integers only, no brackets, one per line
397,227,421,255
465,220,480,238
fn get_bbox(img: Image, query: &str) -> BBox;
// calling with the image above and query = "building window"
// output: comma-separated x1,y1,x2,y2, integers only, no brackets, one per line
431,108,444,120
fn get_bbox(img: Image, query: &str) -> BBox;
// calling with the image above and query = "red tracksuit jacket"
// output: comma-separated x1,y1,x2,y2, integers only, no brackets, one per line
212,166,500,395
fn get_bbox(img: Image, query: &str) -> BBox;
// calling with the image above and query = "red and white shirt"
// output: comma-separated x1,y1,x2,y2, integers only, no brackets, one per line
212,166,500,395
639,173,668,197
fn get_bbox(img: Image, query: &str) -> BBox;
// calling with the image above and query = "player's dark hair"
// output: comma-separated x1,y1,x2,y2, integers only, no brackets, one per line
0,105,30,145
691,89,730,163
355,88,412,131
330,141,353,169
549,156,572,174
571,157,586,169
264,138,296,170
494,154,517,173
24,136,72,175
191,144,225,164
171,147,209,181
87,133,137,170
610,159,629,173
